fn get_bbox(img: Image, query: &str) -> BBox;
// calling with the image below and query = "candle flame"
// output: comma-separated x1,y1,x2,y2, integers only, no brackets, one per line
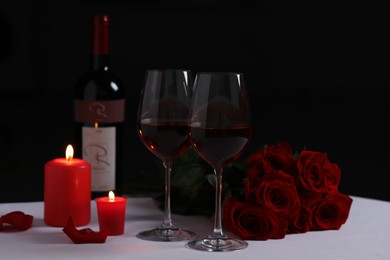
108,191,115,202
66,145,74,162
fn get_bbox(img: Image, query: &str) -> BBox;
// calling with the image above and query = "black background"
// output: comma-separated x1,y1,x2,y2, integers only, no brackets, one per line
1,0,390,202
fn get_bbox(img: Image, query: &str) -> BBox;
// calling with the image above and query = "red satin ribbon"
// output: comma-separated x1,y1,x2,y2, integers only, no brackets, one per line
63,217,108,244
0,211,34,231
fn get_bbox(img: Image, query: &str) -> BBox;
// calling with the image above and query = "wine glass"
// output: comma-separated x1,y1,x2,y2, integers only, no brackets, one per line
186,72,252,251
136,69,197,241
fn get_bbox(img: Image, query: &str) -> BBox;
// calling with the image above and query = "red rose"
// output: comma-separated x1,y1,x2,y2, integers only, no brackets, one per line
261,141,296,173
244,169,300,220
296,150,329,193
246,157,273,186
247,141,297,185
298,191,324,208
223,197,288,240
219,141,353,241
287,205,312,234
323,161,341,192
311,191,353,230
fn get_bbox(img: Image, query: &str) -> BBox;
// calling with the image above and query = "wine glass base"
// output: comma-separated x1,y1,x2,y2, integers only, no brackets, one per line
186,237,248,252
136,227,197,242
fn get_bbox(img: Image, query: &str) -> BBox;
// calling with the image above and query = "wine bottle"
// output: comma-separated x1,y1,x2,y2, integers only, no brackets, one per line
73,14,125,199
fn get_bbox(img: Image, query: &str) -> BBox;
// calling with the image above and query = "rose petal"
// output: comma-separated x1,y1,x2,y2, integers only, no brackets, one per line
0,211,33,231
62,217,108,244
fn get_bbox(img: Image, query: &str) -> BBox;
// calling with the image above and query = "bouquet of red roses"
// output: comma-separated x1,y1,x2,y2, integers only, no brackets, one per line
222,141,353,240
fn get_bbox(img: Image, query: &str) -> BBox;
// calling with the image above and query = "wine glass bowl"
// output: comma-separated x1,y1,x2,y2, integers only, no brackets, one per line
136,69,196,241
186,72,252,251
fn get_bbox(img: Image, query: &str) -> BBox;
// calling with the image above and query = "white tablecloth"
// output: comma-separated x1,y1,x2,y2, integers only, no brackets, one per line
0,196,389,260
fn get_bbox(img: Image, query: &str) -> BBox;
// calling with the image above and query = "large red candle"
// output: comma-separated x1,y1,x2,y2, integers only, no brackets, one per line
95,191,127,235
44,145,91,227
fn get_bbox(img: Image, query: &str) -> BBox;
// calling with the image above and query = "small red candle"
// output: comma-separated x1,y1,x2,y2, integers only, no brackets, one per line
44,145,91,227
95,191,127,236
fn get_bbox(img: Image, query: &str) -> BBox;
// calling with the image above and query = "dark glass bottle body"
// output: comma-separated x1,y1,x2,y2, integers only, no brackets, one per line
73,15,125,199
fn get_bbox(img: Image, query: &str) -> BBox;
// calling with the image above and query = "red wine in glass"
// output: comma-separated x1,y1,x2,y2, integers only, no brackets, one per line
138,121,191,162
190,125,252,169
136,69,196,242
186,72,252,252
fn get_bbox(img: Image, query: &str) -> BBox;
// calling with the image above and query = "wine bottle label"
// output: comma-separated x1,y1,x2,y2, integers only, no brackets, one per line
74,99,125,123
82,126,116,191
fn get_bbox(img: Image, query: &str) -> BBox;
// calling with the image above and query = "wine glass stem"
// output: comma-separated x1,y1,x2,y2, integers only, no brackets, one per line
212,167,225,238
162,160,174,228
